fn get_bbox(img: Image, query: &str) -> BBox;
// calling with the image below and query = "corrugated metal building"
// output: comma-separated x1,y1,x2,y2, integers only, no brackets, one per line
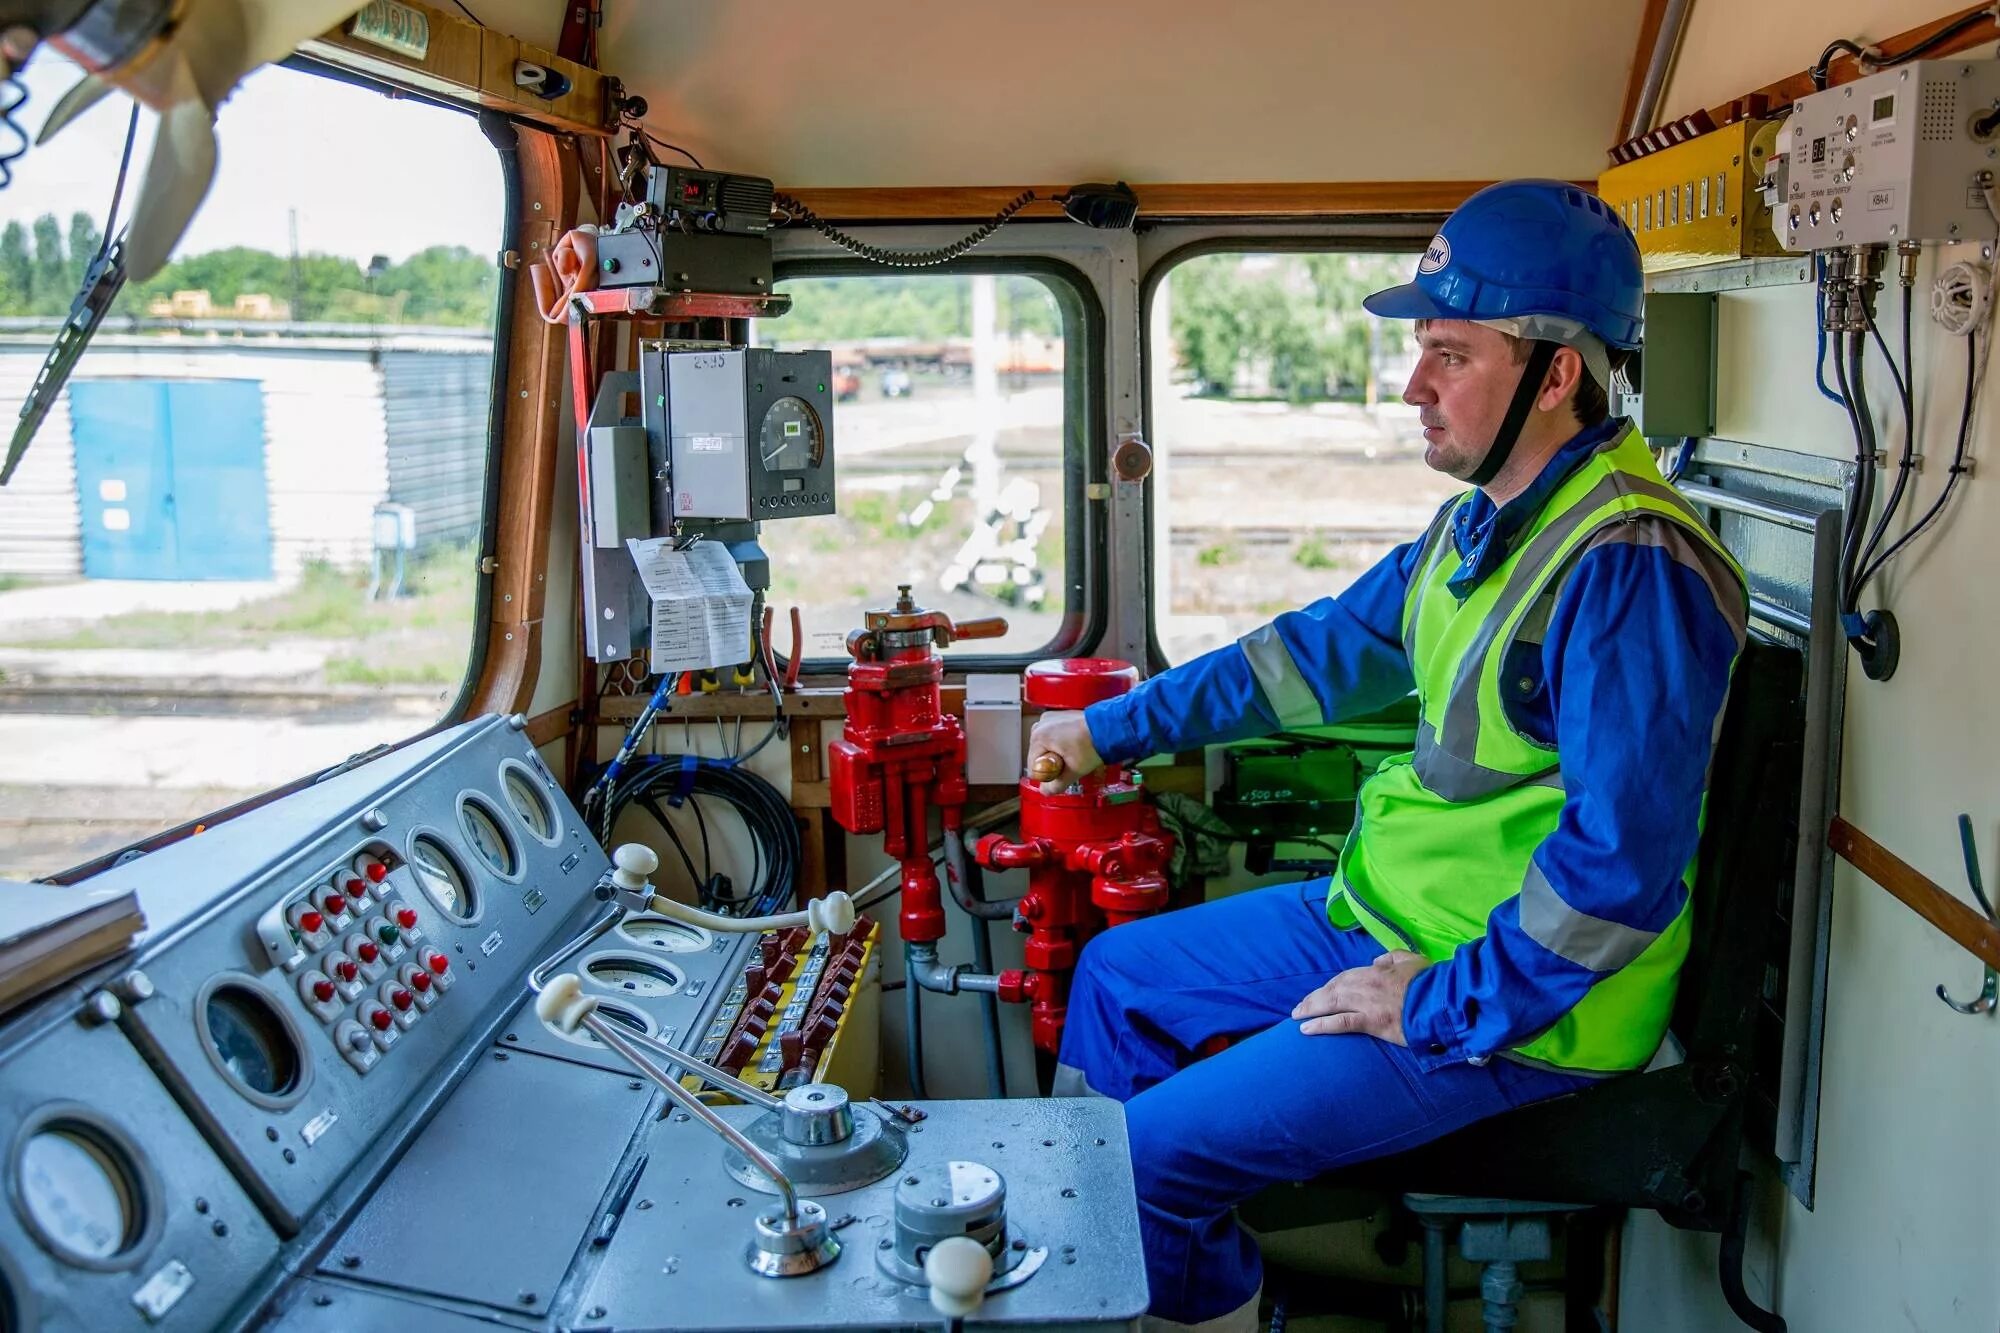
0,329,492,581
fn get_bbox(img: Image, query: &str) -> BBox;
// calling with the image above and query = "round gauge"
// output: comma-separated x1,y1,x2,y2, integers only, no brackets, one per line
459,798,518,879
502,764,559,843
757,395,825,472
202,984,303,1104
409,834,476,920
619,915,714,953
16,1121,143,1263
585,952,686,997
555,1000,652,1049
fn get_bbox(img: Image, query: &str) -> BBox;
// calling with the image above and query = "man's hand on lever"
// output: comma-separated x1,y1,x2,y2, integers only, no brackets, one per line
1291,950,1432,1045
1027,710,1104,796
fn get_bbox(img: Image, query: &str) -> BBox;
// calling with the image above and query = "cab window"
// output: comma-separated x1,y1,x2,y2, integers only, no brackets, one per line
0,56,505,878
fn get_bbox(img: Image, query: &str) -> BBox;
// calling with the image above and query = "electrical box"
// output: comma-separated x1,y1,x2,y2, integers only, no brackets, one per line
638,345,837,522
1599,118,1787,272
1771,59,2000,250
1621,292,1716,438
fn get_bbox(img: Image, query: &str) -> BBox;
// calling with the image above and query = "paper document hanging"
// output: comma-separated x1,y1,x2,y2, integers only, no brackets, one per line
626,538,754,674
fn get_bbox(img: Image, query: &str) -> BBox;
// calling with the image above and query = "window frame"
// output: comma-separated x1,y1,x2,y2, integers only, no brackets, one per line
1138,231,1431,672
770,253,1108,674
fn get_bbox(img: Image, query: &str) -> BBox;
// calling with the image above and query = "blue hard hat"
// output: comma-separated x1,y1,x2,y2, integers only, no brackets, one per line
1364,179,1644,349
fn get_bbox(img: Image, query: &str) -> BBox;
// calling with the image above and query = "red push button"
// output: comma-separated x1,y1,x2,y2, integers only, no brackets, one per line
323,893,348,917
427,952,449,975
368,1006,393,1031
389,988,413,1012
334,960,358,982
357,941,380,963
395,907,418,930
300,911,324,934
312,979,336,1003
411,972,432,993
345,877,365,897
366,862,388,883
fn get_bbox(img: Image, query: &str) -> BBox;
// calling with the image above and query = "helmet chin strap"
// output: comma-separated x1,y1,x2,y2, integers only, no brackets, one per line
1466,340,1560,489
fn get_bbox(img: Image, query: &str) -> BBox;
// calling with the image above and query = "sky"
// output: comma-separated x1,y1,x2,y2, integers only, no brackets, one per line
0,51,506,264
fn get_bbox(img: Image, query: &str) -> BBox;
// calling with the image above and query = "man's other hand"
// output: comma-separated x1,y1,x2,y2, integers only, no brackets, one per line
1290,950,1432,1045
1027,710,1103,795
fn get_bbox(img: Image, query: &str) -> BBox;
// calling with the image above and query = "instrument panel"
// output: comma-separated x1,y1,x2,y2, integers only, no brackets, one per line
0,714,1146,1331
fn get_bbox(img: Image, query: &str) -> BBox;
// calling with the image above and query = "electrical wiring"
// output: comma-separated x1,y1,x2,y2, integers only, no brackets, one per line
592,754,801,918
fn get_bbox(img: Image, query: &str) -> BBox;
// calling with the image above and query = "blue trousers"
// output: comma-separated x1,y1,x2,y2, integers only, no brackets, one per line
1057,879,1596,1323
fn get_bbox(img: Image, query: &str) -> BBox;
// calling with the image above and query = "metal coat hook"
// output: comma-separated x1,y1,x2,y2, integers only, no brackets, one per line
1936,813,1997,1016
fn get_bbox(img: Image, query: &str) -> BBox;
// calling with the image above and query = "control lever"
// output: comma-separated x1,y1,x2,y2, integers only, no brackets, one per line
536,975,840,1278
601,843,855,935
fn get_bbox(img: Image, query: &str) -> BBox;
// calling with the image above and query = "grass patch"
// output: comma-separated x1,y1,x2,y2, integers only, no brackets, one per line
1293,537,1341,570
13,545,478,690
1196,542,1238,568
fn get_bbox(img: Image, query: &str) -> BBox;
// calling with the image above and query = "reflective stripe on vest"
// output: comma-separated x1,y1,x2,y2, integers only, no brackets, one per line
1333,426,1746,1074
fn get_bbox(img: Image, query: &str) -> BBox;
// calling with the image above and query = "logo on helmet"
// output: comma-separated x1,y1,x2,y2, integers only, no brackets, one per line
1418,234,1450,275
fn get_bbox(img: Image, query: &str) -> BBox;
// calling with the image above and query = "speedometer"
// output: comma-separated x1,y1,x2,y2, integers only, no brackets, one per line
619,915,714,953
757,395,825,472
585,952,686,997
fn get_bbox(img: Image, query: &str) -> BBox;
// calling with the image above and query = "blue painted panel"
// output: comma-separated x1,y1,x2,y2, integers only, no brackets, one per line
69,380,176,579
68,378,271,581
164,379,272,580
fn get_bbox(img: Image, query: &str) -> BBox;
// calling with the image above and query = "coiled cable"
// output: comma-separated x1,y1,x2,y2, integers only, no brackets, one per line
771,189,1038,268
0,73,26,190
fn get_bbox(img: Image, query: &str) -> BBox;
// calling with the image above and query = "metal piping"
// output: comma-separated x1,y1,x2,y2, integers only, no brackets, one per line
1625,0,1695,143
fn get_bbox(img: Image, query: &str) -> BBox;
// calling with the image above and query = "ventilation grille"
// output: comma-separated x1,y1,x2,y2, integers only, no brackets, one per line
1921,82,1960,141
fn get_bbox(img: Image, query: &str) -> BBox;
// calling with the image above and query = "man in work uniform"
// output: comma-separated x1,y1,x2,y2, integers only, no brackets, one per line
1029,179,1749,1332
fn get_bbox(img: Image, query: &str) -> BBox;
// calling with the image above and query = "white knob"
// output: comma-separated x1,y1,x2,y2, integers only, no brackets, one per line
924,1235,993,1316
806,891,857,937
611,843,659,890
534,973,599,1034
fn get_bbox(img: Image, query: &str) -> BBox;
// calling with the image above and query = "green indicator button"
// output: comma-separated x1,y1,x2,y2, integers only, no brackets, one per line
378,924,400,947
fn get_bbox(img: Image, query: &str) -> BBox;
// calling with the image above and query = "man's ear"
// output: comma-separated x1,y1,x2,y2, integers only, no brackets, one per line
1536,345,1584,415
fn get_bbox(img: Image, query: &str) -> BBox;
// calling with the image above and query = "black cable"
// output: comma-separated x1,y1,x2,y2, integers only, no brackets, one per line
771,189,1039,269
1812,11,1995,90
1831,331,1877,619
1811,39,1869,88
449,0,486,25
1855,329,1979,588
637,793,703,896
594,754,802,917
637,129,702,169
1854,289,1917,601
691,796,713,880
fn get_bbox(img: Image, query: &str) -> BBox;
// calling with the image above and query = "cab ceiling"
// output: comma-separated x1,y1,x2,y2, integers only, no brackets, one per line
476,0,1648,188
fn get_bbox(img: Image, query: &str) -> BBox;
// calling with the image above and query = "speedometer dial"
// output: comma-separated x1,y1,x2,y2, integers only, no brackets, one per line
757,395,824,472
17,1124,142,1262
502,765,558,842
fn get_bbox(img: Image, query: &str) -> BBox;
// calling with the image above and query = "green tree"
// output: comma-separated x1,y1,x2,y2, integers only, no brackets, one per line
0,222,30,316
66,211,103,278
30,213,65,309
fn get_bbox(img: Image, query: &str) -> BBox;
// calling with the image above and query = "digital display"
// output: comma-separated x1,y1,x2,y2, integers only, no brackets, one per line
1811,136,1827,164
1872,93,1895,123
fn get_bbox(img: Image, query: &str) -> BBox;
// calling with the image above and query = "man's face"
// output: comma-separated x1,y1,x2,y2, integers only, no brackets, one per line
1402,320,1527,481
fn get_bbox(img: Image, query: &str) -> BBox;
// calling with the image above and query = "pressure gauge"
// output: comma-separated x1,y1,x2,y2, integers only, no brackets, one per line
409,834,475,920
584,951,686,997
458,798,518,879
619,914,714,953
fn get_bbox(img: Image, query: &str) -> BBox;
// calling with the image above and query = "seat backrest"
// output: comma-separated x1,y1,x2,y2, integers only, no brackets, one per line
1669,635,1806,1074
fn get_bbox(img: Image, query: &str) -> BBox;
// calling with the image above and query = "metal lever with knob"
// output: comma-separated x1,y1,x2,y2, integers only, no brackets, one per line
536,974,841,1277
601,843,856,935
